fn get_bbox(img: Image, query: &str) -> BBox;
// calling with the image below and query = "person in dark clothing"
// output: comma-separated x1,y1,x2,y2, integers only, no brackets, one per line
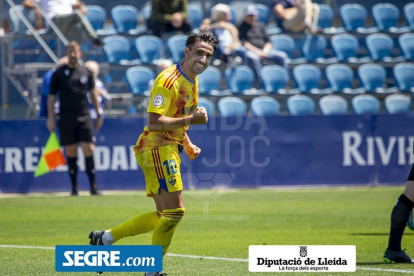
46,41,103,196
149,0,192,37
238,5,287,85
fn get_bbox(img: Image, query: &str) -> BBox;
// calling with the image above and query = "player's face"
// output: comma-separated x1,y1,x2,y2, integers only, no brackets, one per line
185,41,214,75
66,45,82,66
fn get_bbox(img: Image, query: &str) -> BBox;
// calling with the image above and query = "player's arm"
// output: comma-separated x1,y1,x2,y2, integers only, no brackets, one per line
183,132,201,160
90,87,103,131
46,70,59,132
147,107,207,131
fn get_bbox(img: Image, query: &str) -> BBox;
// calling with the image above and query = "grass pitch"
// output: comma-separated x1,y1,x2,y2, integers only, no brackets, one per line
0,186,413,275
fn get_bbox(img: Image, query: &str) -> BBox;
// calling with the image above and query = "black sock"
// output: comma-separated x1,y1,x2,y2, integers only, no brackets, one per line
85,156,97,190
388,194,414,251
67,157,78,190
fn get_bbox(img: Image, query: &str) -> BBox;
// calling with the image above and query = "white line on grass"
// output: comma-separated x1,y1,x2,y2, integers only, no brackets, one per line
1,244,414,274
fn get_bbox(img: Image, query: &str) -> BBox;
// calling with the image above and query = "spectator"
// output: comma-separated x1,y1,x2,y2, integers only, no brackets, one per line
200,4,242,65
22,0,103,46
149,0,192,38
39,57,68,118
272,0,320,33
238,5,287,85
84,61,110,119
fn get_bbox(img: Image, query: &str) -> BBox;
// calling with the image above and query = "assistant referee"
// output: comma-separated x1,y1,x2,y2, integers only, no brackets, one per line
46,41,103,196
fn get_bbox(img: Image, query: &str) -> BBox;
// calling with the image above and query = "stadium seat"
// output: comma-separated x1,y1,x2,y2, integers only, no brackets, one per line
366,33,404,62
167,35,188,63
404,3,414,30
317,4,334,30
260,65,290,94
198,97,216,116
187,5,203,30
135,35,163,64
218,97,247,117
326,64,363,94
293,65,324,94
358,63,397,93
251,96,280,116
319,95,348,115
86,5,116,35
270,34,305,64
352,94,380,114
340,4,376,33
225,66,262,95
331,34,369,63
103,36,140,64
372,3,409,32
393,63,414,92
198,66,222,95
385,94,411,114
399,33,414,60
253,4,270,25
126,66,155,96
111,5,139,34
287,95,315,115
9,5,47,34
302,35,331,63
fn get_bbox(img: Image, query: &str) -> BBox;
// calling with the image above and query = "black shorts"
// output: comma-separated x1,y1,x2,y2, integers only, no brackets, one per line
57,114,94,146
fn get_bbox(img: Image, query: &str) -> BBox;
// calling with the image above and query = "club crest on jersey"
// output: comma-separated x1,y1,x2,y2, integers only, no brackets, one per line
153,94,164,106
80,75,88,84
168,176,177,186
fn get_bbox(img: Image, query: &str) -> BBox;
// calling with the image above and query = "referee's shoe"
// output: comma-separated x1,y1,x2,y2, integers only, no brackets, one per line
383,249,412,263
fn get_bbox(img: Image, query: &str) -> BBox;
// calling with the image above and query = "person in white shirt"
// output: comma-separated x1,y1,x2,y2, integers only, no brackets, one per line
84,61,110,120
22,0,102,46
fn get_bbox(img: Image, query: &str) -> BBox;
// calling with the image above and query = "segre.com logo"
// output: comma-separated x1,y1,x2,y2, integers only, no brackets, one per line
55,245,162,272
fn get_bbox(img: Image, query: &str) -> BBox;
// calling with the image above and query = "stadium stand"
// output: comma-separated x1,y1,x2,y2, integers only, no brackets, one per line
218,97,247,117
135,35,163,64
352,94,381,114
319,95,348,115
111,5,140,35
251,96,280,116
260,65,290,94
126,66,154,96
287,95,315,115
385,93,411,114
197,97,216,116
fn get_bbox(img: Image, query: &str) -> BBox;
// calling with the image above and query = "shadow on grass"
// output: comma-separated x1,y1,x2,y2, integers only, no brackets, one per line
349,233,414,236
357,262,392,266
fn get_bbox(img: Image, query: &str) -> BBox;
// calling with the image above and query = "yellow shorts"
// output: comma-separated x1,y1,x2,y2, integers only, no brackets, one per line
136,145,183,197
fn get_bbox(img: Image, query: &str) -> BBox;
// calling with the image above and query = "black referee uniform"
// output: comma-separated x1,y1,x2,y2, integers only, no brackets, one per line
50,64,100,195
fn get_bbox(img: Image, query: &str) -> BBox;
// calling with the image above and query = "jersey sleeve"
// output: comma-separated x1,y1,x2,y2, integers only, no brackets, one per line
49,69,59,95
147,84,173,116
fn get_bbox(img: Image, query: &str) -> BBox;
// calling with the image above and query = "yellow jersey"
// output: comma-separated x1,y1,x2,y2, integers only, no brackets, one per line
134,64,199,154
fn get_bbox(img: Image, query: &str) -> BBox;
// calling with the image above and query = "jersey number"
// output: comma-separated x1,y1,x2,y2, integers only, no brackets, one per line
163,160,177,175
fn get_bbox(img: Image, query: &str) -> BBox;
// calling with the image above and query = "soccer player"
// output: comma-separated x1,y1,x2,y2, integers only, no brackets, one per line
383,172,414,263
47,41,103,196
88,30,219,276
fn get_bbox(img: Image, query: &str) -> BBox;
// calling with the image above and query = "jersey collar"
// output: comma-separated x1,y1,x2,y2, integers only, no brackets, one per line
176,63,195,84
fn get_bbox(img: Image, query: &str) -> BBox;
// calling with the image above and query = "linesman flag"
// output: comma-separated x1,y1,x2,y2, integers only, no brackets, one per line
34,131,66,177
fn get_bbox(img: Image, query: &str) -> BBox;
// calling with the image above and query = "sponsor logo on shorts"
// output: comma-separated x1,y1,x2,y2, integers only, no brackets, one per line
153,94,164,107
168,176,176,186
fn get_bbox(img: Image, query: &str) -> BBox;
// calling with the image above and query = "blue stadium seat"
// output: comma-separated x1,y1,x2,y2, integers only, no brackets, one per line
331,34,369,63
399,33,414,61
326,64,363,94
111,5,139,34
293,64,323,94
358,63,397,93
317,4,333,30
366,33,403,62
393,63,414,92
302,35,329,63
287,95,315,115
86,5,106,31
372,3,409,32
270,34,305,64
126,66,155,95
319,95,348,115
253,4,270,25
218,97,247,117
251,96,280,116
198,97,215,116
198,66,222,95
9,5,47,34
260,65,290,94
340,4,376,33
385,94,411,114
103,36,140,64
226,66,262,95
404,3,414,30
135,35,163,64
352,94,380,114
167,35,188,63
187,5,203,30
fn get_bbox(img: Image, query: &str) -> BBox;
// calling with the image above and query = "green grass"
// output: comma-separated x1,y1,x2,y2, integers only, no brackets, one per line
0,187,413,276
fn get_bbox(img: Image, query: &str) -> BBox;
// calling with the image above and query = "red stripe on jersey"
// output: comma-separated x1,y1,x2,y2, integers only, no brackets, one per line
155,148,166,178
163,69,179,88
167,73,181,90
151,149,161,179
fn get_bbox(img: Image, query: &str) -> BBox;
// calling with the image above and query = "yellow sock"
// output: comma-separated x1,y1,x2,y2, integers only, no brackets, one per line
110,211,162,242
152,208,185,256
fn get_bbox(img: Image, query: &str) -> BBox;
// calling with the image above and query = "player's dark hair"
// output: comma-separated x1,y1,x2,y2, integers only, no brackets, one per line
185,29,219,51
66,40,80,50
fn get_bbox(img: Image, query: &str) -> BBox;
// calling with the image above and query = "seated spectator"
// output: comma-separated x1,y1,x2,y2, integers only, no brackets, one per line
84,61,110,119
272,0,320,33
238,5,287,86
39,57,68,118
22,0,103,46
200,4,242,65
149,0,192,38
